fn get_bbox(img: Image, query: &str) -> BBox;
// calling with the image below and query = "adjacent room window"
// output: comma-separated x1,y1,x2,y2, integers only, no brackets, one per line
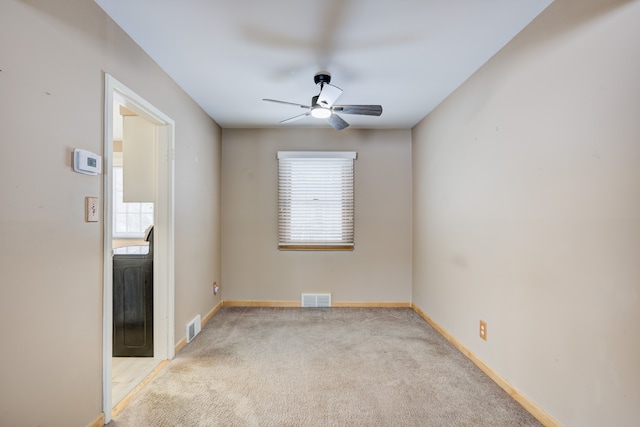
112,165,154,238
277,151,356,250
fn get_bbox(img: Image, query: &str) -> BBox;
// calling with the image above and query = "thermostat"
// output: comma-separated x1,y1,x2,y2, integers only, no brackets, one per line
73,149,102,175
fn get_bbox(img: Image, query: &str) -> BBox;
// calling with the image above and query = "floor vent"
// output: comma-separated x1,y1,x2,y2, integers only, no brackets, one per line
301,293,332,308
186,314,202,343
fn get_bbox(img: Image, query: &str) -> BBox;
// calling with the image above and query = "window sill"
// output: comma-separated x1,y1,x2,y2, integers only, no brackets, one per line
278,245,354,251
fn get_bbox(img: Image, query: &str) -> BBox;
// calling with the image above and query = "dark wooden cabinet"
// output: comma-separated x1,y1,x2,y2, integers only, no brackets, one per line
112,227,154,357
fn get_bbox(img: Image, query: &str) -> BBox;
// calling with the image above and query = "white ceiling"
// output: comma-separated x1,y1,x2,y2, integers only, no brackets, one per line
95,0,552,130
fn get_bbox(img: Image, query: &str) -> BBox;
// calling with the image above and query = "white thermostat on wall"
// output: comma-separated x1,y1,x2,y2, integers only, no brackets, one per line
73,148,102,175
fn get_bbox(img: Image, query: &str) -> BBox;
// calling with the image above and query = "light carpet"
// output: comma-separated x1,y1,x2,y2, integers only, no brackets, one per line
110,307,542,426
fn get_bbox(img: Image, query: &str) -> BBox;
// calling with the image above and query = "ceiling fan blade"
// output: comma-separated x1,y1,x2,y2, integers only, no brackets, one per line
326,113,349,130
280,112,310,124
263,98,311,109
332,105,383,116
317,84,343,108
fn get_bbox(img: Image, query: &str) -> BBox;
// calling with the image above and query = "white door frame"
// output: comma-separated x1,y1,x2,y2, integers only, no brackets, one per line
102,74,175,423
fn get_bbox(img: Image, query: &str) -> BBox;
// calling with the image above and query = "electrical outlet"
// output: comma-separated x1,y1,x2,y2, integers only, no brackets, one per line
479,320,487,341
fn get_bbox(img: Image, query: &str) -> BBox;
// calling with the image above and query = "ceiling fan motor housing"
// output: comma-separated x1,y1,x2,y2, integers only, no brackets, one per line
310,95,331,118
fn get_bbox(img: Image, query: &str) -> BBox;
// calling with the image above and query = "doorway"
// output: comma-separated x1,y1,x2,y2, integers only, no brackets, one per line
102,74,175,423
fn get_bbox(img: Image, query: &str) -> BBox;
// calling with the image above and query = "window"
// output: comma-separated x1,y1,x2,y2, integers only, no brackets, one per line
112,165,154,238
277,151,356,250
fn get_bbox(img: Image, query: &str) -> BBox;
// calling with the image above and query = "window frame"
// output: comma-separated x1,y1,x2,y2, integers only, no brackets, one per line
277,151,356,251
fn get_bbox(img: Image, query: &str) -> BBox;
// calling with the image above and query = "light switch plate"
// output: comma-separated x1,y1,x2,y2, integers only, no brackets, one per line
86,197,98,222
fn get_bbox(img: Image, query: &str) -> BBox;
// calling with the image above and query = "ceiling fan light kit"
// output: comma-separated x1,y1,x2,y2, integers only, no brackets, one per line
263,72,383,130
311,107,332,119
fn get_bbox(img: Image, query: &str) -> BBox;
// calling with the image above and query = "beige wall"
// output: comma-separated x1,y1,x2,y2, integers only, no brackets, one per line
222,128,412,303
411,0,640,425
3,0,637,425
0,1,221,426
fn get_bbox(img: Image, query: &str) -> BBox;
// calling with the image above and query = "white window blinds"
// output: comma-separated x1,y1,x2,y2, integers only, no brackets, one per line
277,151,357,250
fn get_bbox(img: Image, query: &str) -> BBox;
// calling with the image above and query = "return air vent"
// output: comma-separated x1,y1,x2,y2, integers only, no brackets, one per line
186,314,202,343
301,293,332,308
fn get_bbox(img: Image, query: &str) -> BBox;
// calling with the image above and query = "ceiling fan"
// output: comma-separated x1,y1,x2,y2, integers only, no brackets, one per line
263,72,383,130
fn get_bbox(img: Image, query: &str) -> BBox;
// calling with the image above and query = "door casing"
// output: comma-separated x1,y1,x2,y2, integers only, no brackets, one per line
102,74,175,422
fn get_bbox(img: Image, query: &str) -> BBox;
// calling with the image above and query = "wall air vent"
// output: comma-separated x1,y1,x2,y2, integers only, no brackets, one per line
186,314,202,343
301,293,332,308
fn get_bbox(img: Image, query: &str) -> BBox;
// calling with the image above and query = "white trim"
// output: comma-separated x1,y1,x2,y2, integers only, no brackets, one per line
277,151,357,159
102,74,175,423
102,74,115,424
277,153,356,248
